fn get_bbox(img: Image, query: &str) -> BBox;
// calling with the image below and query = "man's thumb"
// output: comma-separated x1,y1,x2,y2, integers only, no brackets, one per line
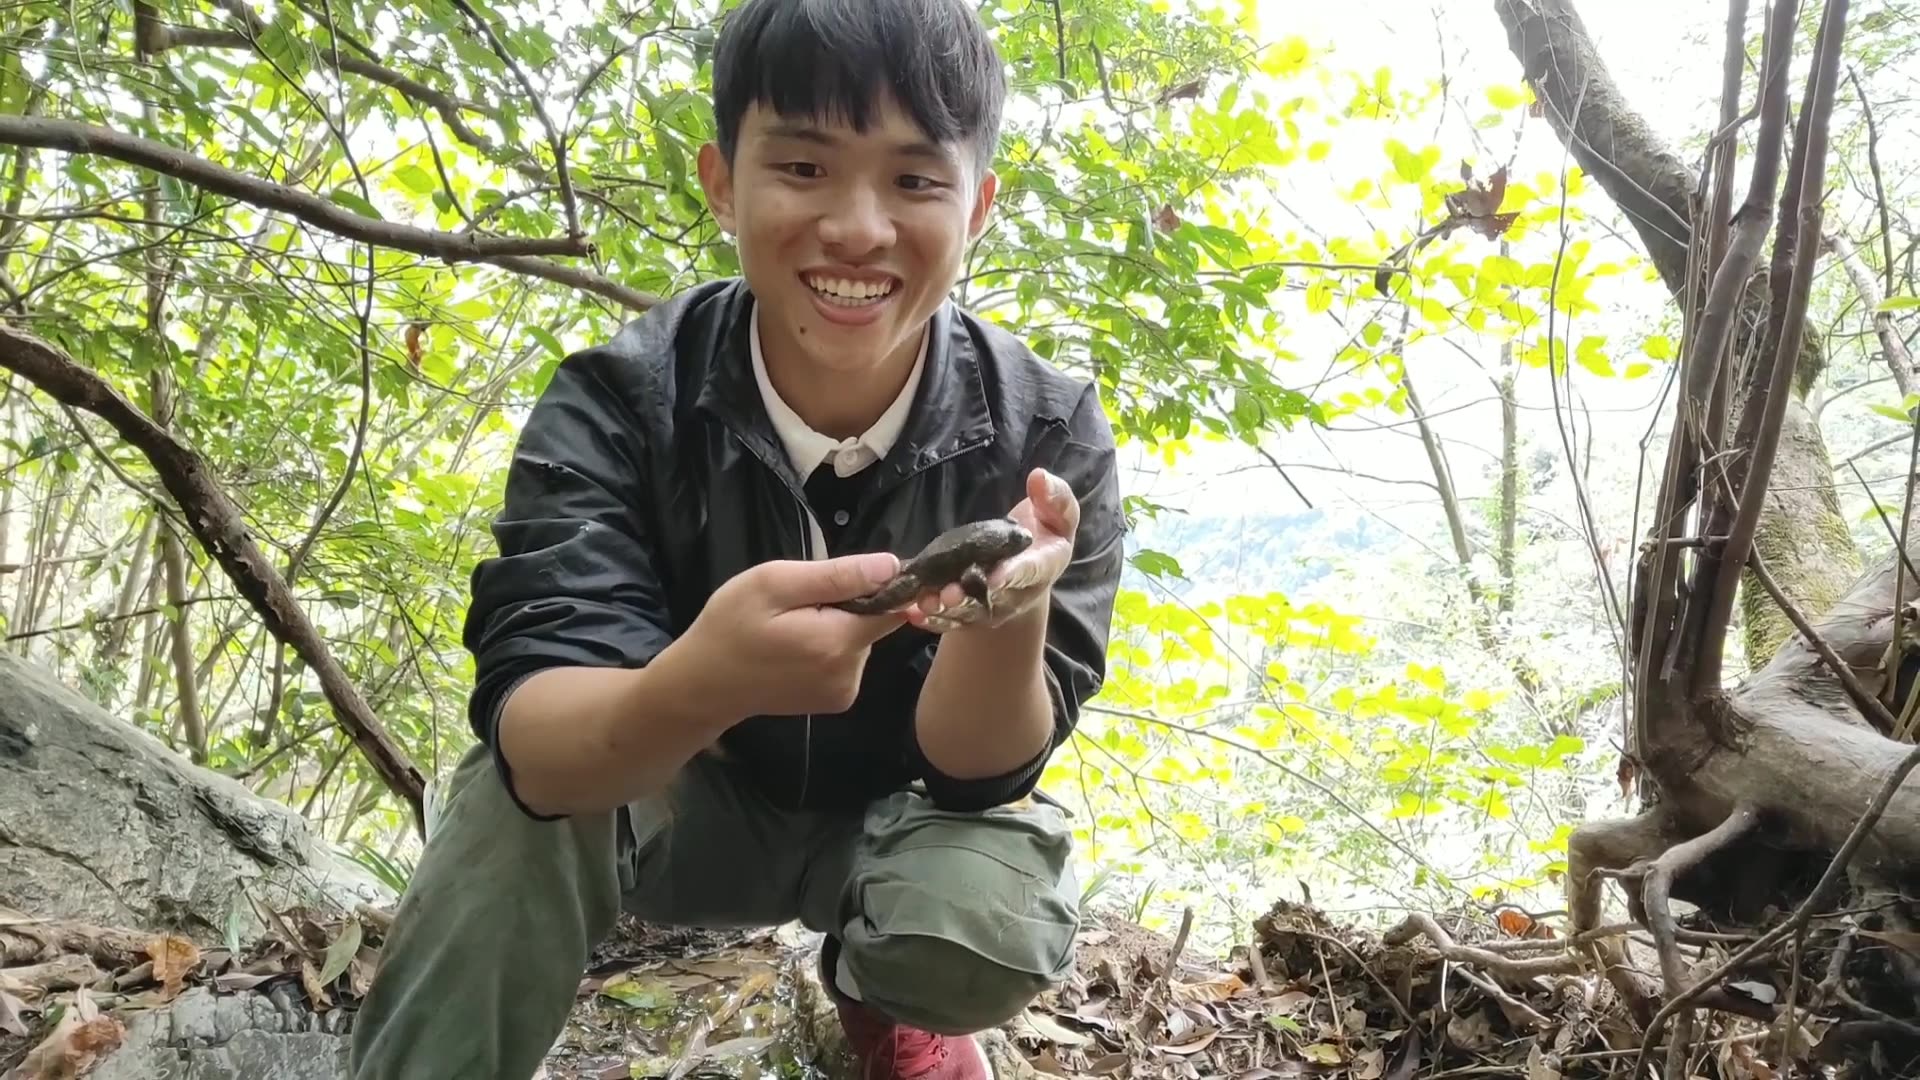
771,551,900,606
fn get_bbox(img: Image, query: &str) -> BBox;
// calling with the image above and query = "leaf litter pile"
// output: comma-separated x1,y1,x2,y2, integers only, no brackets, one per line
2,892,1914,1079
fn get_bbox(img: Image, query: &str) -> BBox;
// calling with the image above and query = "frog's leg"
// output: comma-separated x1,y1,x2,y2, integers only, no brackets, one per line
959,564,992,618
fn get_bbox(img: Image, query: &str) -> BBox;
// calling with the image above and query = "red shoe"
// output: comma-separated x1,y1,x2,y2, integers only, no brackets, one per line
820,940,992,1080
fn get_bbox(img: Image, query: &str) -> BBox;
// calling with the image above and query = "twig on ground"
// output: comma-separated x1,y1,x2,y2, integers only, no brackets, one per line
1384,914,1581,981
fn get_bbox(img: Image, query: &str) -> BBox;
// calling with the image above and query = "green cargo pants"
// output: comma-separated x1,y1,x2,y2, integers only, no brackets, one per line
346,743,1081,1080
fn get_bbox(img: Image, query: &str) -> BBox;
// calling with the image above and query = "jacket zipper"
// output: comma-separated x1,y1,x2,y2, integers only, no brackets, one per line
796,497,814,809
724,426,826,810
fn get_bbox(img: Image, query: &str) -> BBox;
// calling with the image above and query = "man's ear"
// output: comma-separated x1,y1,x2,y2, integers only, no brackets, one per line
967,169,999,241
697,142,737,234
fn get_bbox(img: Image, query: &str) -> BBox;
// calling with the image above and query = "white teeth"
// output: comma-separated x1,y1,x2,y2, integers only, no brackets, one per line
806,275,895,305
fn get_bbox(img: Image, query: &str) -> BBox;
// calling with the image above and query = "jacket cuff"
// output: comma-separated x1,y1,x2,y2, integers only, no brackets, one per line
478,670,568,822
911,664,1065,812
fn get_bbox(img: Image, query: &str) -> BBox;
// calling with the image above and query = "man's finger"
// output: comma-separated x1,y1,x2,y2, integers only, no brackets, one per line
764,551,899,607
1029,468,1080,536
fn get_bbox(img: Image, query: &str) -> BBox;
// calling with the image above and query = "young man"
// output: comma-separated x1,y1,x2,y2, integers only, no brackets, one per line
346,0,1124,1076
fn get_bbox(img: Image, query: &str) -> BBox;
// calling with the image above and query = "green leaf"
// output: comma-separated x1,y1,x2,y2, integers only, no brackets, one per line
527,326,567,360
1129,549,1186,580
1877,295,1920,312
317,917,363,986
394,164,438,195
329,188,384,220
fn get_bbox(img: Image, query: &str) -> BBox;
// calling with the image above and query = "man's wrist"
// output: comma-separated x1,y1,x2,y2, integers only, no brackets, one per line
915,594,1055,779
641,633,750,739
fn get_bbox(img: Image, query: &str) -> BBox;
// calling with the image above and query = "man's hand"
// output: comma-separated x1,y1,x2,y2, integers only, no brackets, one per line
672,551,909,720
904,468,1081,634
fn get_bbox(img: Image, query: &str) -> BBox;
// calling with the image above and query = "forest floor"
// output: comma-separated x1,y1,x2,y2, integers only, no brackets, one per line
0,893,1856,1080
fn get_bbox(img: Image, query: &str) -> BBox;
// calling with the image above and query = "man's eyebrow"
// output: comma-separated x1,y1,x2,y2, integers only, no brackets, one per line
763,121,839,145
760,122,958,165
893,139,955,164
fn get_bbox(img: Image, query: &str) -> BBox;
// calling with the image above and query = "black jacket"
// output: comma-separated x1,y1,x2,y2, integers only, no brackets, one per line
462,279,1125,818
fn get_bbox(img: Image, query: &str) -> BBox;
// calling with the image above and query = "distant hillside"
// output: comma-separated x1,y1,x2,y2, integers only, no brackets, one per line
1121,505,1406,601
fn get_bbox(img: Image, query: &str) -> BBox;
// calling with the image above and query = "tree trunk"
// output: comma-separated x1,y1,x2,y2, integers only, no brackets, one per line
1493,0,1862,665
1495,1,1920,1070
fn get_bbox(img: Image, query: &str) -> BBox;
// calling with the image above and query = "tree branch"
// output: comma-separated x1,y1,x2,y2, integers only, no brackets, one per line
1828,228,1914,397
1695,0,1849,693
0,323,427,832
0,116,661,313
0,116,576,260
1491,0,1695,292
444,0,582,239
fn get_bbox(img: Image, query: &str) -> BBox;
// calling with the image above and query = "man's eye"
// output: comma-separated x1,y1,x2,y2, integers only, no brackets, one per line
899,175,941,191
779,162,823,178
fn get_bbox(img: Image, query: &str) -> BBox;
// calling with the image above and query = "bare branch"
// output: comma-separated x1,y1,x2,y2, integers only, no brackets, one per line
1695,0,1849,693
0,323,427,831
1828,228,1914,397
0,116,577,260
1842,64,1895,299
0,116,662,313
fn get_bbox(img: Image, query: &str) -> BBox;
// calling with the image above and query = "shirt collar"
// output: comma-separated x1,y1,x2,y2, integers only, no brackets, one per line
749,301,928,480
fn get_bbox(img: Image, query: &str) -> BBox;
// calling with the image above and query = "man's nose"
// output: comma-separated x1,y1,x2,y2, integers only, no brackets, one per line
818,186,895,254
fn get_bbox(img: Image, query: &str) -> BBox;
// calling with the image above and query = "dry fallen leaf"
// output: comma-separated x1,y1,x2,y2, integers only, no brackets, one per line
1155,1029,1219,1056
1526,1042,1563,1080
1722,1040,1778,1080
349,945,380,998
1268,990,1314,1014
1029,1049,1073,1077
1016,1009,1094,1048
1496,909,1535,937
1352,1047,1385,1079
145,933,201,1000
11,987,125,1079
669,958,761,980
299,956,330,1012
0,987,29,1037
1447,1007,1497,1051
1170,972,1247,1004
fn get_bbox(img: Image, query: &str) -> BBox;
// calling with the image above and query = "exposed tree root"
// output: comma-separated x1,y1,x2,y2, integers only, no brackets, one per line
1642,805,1763,1077
0,916,149,971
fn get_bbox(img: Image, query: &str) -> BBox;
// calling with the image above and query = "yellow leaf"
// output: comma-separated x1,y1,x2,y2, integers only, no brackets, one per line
1486,83,1530,109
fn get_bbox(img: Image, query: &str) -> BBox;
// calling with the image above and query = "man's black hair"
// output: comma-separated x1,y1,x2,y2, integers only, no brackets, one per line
710,0,1008,177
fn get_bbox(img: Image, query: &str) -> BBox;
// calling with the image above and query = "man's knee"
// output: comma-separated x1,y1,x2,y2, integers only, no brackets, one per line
844,924,1069,1034
838,793,1080,1033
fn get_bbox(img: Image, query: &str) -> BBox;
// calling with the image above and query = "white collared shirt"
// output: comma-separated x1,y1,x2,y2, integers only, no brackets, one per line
749,302,928,557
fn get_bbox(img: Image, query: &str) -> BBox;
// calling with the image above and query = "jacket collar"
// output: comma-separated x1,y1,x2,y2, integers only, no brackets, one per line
693,280,996,492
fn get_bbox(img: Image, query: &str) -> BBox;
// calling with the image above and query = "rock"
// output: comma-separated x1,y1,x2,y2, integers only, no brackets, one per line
83,986,350,1080
0,650,393,941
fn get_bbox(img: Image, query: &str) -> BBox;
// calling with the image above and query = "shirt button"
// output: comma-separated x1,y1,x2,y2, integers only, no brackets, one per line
833,510,850,526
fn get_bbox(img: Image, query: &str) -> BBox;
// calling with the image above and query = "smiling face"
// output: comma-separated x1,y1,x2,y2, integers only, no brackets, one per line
697,94,998,385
